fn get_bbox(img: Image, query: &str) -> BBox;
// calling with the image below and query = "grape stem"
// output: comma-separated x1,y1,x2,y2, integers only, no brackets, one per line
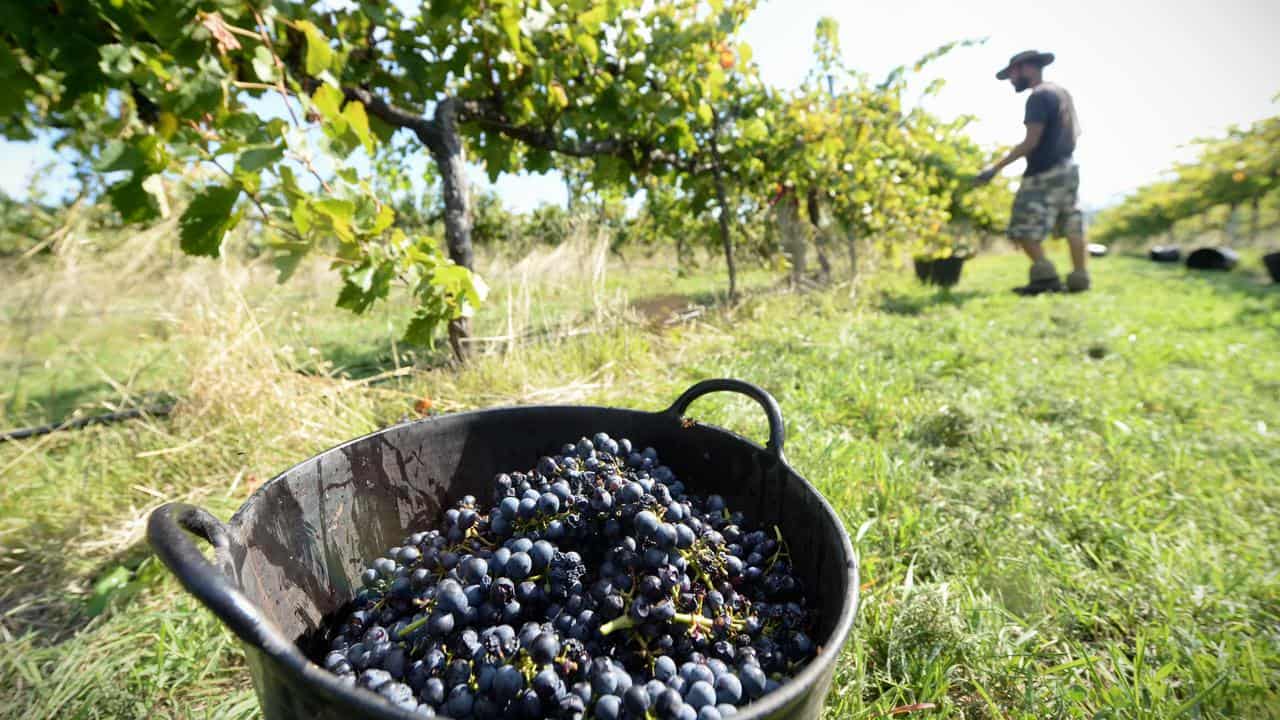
397,614,431,638
599,612,737,637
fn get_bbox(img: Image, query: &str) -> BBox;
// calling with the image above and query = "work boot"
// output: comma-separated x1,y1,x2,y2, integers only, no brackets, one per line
1013,259,1063,296
1066,269,1091,293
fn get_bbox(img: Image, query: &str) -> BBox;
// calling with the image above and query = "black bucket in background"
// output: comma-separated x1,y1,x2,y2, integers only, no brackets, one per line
1150,246,1182,263
148,379,859,720
927,256,966,287
913,257,933,283
1263,252,1280,284
1186,247,1239,271
913,255,966,288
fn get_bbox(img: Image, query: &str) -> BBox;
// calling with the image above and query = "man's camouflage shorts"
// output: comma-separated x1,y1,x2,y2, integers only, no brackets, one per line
1008,161,1084,242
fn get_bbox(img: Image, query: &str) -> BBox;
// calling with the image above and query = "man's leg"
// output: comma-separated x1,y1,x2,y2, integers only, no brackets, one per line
1067,232,1086,272
1008,181,1062,295
1018,239,1047,262
1065,231,1089,292
1061,164,1090,292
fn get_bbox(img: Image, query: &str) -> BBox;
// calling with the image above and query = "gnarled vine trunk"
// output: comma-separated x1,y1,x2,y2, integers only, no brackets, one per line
709,112,737,300
776,196,807,286
806,188,831,281
424,98,474,362
713,174,737,300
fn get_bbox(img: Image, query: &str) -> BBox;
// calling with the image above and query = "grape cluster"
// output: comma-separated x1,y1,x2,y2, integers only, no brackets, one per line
316,433,816,719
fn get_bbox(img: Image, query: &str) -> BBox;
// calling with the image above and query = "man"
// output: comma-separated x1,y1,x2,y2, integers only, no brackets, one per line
975,50,1089,295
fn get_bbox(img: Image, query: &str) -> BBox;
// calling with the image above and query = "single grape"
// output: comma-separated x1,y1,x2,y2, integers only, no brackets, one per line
594,694,622,720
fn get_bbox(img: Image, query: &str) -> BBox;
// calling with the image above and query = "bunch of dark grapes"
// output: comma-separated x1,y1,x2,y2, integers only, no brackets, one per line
316,433,817,719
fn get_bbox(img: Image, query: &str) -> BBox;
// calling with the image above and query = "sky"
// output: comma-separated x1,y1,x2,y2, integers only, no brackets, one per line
2,0,1277,212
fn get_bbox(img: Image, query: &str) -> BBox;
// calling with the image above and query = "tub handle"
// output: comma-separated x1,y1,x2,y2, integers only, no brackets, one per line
665,379,786,457
147,503,296,657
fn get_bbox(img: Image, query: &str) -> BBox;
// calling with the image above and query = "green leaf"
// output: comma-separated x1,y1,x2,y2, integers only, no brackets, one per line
401,308,444,348
313,197,356,242
98,44,135,78
548,82,569,110
272,241,310,282
696,102,713,126
314,197,355,222
0,43,35,115
278,164,301,196
741,118,767,143
342,101,374,154
433,264,468,291
481,136,515,181
497,4,523,51
434,263,487,310
525,146,553,173
290,198,313,235
0,40,27,80
298,20,334,75
252,45,276,83
574,32,599,63
179,185,241,257
173,57,226,116
107,176,162,223
368,114,397,144
463,270,489,309
95,140,143,173
238,143,284,172
336,262,393,313
312,84,344,123
141,136,170,173
369,203,395,235
579,4,609,30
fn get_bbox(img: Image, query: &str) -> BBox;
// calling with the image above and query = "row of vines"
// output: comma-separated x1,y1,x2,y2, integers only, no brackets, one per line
1092,113,1280,246
1,1,1009,359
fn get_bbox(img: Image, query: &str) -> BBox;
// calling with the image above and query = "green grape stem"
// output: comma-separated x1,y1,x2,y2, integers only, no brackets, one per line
397,613,431,638
598,612,740,637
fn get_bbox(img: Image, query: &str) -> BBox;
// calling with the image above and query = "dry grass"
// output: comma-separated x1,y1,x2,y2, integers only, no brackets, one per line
467,226,632,354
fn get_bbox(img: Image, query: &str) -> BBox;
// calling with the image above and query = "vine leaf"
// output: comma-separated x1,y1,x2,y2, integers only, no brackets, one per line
298,20,334,75
179,185,242,257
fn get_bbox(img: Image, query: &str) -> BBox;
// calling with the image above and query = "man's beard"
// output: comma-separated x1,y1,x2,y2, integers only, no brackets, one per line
1013,77,1031,92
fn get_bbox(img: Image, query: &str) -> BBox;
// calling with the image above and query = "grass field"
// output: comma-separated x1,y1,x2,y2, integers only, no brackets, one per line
2,237,1278,719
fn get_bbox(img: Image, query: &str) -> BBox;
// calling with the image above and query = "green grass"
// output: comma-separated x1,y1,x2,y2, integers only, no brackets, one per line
2,244,1278,719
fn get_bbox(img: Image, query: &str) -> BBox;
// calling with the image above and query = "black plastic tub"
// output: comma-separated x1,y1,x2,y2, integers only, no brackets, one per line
1186,246,1239,271
913,257,932,283
913,255,966,288
1149,246,1182,263
1263,251,1280,283
149,379,859,720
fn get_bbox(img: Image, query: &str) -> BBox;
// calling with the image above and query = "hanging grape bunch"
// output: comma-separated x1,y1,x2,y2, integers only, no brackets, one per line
315,433,817,719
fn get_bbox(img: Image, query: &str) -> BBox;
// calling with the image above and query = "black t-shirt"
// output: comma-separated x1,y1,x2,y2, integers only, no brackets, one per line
1023,82,1078,176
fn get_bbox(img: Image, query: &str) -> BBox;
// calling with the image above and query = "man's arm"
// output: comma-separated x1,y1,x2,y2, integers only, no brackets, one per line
974,122,1044,185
